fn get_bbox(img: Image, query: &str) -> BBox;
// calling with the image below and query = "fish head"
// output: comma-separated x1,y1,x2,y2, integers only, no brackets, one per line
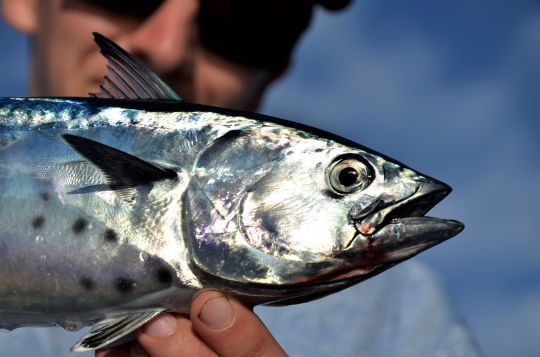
183,122,463,292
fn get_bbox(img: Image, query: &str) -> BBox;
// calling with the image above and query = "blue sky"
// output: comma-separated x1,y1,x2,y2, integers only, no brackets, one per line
0,1,538,356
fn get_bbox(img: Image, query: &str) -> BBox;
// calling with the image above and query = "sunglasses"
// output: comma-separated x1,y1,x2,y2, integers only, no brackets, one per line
62,0,348,71
63,0,163,20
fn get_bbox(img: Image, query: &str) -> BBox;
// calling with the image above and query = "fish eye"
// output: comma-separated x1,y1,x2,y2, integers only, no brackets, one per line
328,157,372,194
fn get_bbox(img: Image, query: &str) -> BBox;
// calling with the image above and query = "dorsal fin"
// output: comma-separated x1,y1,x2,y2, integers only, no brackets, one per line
90,32,182,101
62,134,177,201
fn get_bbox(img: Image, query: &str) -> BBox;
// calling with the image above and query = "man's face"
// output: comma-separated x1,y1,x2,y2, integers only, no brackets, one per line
3,0,274,110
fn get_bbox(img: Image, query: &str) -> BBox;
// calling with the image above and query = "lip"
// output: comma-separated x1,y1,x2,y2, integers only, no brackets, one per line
337,177,463,267
304,216,463,288
350,216,463,262
353,178,452,236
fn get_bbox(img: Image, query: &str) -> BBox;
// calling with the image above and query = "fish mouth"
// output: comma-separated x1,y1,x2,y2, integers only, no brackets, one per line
332,178,464,278
264,204,464,306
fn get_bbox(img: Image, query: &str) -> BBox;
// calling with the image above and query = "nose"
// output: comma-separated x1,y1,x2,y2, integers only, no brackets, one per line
122,0,199,73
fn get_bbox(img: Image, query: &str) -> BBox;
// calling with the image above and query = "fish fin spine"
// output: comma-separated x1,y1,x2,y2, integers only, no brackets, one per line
89,32,182,101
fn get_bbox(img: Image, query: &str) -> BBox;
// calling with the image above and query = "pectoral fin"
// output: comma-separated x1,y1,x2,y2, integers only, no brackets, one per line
71,309,166,352
62,134,178,203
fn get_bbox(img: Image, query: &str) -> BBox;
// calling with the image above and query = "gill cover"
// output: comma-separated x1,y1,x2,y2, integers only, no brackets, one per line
182,128,339,285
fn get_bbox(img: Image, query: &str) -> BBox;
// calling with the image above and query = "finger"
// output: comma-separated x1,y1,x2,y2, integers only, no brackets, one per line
96,341,150,357
191,291,286,357
95,345,132,357
137,312,216,357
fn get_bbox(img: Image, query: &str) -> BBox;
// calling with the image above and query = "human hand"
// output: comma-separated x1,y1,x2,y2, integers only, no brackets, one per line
96,290,286,356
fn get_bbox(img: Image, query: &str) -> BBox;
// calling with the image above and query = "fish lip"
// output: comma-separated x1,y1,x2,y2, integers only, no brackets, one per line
370,216,464,252
333,217,464,274
352,179,452,236
302,180,462,286
382,182,451,222
337,179,463,268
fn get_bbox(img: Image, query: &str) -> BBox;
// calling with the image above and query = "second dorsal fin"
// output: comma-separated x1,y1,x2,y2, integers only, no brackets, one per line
90,32,182,101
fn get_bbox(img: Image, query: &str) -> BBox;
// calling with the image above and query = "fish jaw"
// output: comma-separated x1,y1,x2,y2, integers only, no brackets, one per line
337,176,464,268
338,217,464,266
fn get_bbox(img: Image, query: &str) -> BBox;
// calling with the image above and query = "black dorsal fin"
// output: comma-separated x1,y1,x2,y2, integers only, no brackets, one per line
62,134,177,195
90,32,182,101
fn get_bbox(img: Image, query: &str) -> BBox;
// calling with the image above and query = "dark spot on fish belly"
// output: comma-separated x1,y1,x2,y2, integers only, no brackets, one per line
32,216,45,229
104,229,118,243
80,277,94,290
156,267,173,287
40,192,50,202
314,148,324,153
115,277,135,293
72,218,87,234
278,246,289,256
263,240,273,250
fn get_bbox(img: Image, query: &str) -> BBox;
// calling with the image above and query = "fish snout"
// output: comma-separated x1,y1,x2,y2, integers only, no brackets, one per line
336,176,461,266
350,176,452,237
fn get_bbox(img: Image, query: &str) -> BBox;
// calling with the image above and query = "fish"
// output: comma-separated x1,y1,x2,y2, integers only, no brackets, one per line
0,33,464,352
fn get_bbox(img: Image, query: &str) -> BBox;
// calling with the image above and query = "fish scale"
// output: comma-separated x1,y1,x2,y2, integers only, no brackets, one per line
0,33,463,352
0,101,204,329
0,173,173,309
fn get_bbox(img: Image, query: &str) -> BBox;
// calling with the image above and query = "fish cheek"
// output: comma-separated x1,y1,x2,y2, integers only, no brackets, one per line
185,127,288,248
238,174,343,260
239,202,285,255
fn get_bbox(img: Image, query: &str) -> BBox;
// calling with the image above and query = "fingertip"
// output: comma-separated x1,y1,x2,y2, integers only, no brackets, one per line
191,290,235,330
137,312,216,356
95,345,132,357
141,313,177,338
95,350,107,357
130,342,150,357
191,291,286,357
191,290,230,312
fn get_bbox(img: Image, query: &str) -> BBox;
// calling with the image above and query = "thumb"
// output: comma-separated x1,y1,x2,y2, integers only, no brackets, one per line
191,290,286,357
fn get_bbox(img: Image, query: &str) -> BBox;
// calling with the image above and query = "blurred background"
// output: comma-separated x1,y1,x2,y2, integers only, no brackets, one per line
0,0,538,356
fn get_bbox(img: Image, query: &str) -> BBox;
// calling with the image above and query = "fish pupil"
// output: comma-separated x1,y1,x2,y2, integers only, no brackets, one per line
339,167,359,187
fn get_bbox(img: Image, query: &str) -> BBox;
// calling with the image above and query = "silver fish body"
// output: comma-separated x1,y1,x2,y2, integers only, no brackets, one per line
0,97,462,341
0,34,464,351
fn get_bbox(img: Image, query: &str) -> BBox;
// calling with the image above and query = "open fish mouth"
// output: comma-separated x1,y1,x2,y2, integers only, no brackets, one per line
265,203,463,305
328,179,464,281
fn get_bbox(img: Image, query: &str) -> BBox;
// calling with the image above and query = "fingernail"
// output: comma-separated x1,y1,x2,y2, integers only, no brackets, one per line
198,295,233,329
143,313,177,338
